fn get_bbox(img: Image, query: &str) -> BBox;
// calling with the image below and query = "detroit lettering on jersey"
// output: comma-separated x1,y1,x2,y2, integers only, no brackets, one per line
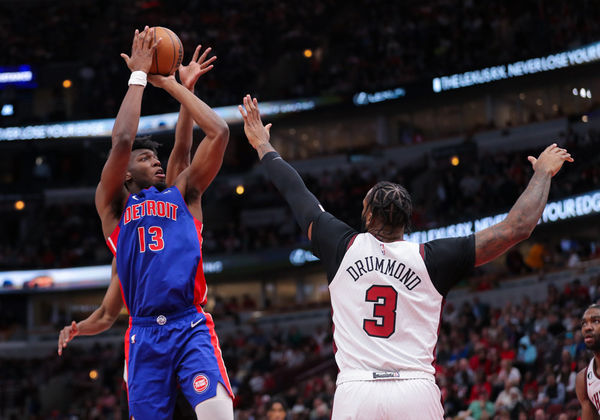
345,256,422,290
123,199,178,225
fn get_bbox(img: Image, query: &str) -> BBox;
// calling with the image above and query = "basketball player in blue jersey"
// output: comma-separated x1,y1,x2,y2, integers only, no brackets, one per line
61,27,232,419
58,40,217,419
576,304,600,419
239,95,572,419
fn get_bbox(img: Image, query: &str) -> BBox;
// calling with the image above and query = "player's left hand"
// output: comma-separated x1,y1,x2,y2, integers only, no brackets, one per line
147,73,177,88
179,45,216,91
58,321,79,356
238,94,272,150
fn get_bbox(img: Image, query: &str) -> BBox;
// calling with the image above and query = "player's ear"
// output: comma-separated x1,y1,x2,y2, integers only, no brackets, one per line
125,170,133,183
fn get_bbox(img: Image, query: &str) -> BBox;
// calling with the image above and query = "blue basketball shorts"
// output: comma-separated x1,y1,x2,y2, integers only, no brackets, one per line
123,306,233,419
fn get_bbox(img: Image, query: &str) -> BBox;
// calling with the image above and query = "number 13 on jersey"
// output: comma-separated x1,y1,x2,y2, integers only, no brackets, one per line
137,226,165,252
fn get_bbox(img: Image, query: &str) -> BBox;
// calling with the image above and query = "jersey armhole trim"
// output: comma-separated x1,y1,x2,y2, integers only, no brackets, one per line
346,234,358,250
419,243,425,260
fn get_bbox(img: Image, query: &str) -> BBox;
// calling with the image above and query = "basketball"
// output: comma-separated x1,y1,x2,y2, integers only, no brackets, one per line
150,27,184,76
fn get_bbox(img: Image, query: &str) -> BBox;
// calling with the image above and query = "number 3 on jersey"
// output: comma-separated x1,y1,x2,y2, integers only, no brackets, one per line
363,285,398,338
137,226,165,252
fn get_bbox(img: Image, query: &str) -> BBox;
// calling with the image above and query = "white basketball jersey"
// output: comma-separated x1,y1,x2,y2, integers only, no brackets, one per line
329,233,443,384
587,358,600,414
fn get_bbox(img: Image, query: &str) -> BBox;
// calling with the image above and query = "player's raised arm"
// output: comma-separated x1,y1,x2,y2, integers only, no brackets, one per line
148,73,228,201
474,144,573,266
58,259,123,355
166,45,216,186
238,95,323,239
95,27,159,237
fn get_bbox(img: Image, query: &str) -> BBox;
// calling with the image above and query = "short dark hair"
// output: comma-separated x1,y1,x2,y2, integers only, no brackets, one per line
132,136,159,155
267,396,288,412
365,181,412,232
585,303,600,313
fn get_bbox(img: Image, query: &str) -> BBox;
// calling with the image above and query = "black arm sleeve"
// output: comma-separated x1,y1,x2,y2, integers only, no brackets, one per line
260,151,323,235
423,234,475,296
311,212,358,283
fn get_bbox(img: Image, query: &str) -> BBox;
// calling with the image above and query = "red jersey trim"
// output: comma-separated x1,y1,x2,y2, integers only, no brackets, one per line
107,225,120,257
347,234,358,250
199,308,234,398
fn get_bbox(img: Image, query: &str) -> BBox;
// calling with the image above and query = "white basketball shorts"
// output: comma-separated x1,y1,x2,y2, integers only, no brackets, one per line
332,378,444,420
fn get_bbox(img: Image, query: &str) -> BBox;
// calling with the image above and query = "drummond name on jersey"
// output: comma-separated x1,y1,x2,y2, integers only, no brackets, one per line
345,256,422,290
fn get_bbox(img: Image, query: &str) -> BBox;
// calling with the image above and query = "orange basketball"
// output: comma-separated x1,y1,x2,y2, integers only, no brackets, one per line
149,27,184,76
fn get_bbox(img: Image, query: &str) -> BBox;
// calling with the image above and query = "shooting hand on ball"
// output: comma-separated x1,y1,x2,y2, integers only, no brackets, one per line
120,26,161,73
147,73,176,89
179,45,217,91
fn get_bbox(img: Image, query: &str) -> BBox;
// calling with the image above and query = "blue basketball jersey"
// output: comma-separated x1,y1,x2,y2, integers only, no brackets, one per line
107,186,207,316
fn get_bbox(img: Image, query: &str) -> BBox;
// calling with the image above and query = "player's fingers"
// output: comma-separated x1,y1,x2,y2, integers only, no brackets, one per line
252,98,262,119
151,37,162,52
244,94,253,112
132,29,140,49
527,156,536,166
199,65,214,76
143,26,153,49
238,105,248,121
243,96,253,118
201,56,217,69
265,123,272,133
139,27,149,49
198,47,212,64
120,53,130,63
191,45,202,63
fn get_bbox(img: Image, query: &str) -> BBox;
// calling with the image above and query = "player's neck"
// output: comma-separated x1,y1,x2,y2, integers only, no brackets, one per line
594,354,600,377
368,227,405,243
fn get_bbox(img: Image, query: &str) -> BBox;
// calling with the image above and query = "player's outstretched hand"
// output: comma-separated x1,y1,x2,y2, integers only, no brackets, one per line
238,94,272,151
179,45,216,91
58,321,79,356
120,26,160,74
527,143,574,177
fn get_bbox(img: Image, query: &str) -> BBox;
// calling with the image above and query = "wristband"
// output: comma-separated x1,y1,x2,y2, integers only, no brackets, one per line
128,71,147,87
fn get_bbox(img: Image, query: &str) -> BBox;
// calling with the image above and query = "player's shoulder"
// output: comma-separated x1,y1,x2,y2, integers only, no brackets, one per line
577,364,590,388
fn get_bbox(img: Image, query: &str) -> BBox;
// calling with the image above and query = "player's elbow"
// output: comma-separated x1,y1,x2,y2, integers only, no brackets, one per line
513,223,533,243
215,123,229,144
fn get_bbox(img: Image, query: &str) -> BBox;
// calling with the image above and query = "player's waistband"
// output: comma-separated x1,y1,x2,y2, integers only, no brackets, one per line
336,369,435,384
130,306,201,326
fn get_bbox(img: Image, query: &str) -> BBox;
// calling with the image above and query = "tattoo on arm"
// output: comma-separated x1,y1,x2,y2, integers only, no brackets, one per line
475,170,551,266
257,143,276,160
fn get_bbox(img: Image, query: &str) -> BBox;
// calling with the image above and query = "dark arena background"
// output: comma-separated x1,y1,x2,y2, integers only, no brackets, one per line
2,1,600,419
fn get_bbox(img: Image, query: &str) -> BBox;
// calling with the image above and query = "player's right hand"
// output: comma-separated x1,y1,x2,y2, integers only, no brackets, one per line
120,26,160,74
58,320,79,356
527,143,574,177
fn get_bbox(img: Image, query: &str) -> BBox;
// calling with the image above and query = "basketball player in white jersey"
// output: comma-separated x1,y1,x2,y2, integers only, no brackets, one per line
238,95,573,419
576,304,600,419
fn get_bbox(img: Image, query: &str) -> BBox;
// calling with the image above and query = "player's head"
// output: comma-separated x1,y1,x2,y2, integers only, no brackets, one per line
361,181,412,238
266,397,287,420
581,304,600,352
125,137,166,192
